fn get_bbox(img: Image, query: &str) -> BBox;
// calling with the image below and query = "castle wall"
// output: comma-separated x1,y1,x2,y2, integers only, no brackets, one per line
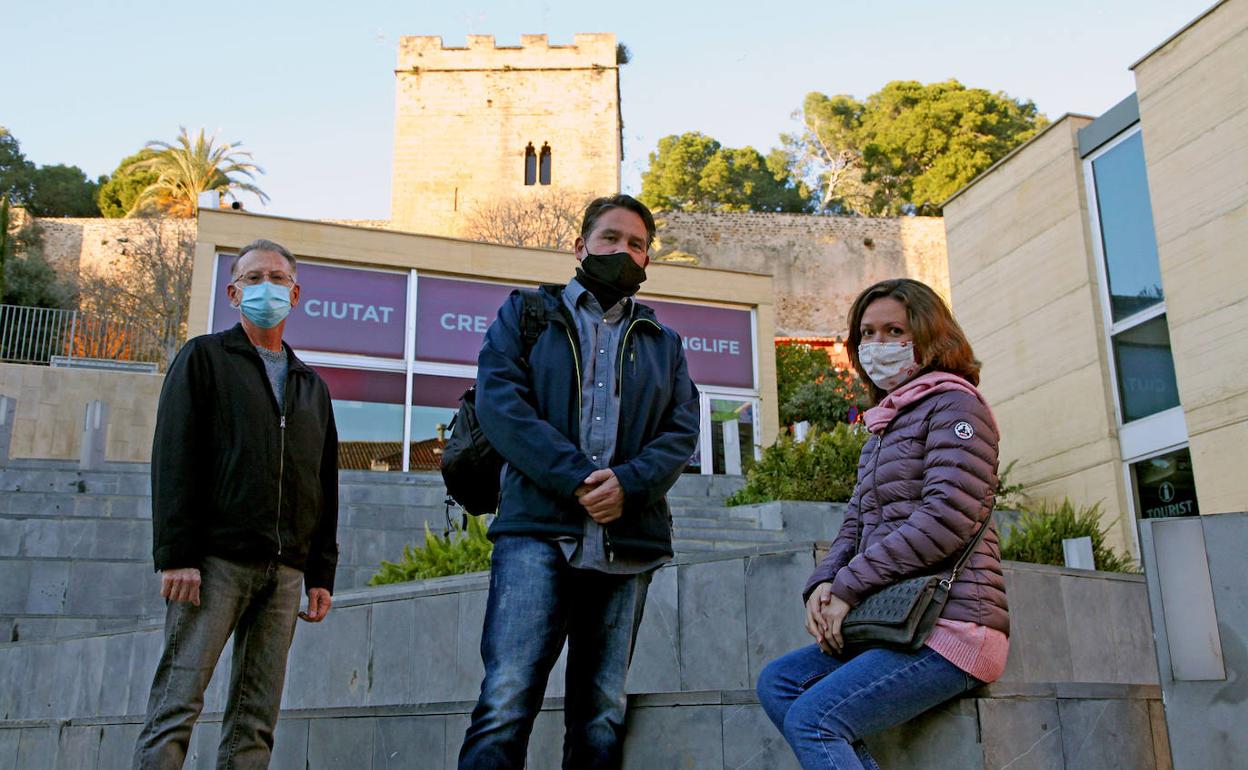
654,212,949,337
390,34,622,238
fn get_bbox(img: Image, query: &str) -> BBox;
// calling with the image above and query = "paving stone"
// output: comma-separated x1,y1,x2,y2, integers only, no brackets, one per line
0,729,17,770
454,590,488,702
100,632,137,716
308,716,374,770
1004,568,1074,683
15,726,56,770
865,697,984,770
25,560,69,614
1104,577,1160,685
1,561,33,613
188,720,222,770
127,629,165,716
525,708,565,768
54,725,102,770
679,558,749,691
444,714,470,769
96,722,142,770
1058,698,1155,770
1061,574,1120,682
623,702,724,769
978,696,1062,770
270,718,310,770
627,565,679,694
373,715,444,770
744,551,811,688
284,604,371,709
65,561,155,617
721,703,800,770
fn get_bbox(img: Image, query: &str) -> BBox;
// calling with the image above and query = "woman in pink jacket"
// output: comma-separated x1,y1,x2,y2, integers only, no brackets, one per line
757,278,1009,769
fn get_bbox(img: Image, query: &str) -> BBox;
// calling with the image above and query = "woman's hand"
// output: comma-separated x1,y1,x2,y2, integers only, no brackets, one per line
805,583,832,644
818,594,853,654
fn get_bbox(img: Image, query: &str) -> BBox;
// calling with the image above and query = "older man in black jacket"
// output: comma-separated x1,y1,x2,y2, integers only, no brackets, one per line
133,239,339,770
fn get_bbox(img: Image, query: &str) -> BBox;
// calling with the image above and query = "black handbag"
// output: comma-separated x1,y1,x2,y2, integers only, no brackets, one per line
840,518,990,652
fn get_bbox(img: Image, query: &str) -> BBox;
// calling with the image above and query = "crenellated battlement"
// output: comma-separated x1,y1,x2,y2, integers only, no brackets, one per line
397,32,616,71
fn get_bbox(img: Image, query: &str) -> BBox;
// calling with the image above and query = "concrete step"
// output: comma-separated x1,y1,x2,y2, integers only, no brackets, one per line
0,517,151,561
0,467,151,496
669,515,775,531
0,492,151,519
671,526,788,544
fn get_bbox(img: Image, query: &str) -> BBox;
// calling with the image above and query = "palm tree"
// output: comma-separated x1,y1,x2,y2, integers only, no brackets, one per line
128,127,268,217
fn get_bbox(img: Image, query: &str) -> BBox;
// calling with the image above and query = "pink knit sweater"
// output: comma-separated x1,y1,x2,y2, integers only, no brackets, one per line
925,620,1010,682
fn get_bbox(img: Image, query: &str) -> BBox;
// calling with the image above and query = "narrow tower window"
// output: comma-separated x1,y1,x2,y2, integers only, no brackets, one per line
539,143,552,185
524,143,537,186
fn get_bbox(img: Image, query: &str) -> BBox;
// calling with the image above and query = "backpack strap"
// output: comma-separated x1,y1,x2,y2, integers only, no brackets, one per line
517,289,551,365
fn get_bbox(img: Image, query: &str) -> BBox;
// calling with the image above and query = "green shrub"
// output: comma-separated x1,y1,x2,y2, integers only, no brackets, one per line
776,344,871,429
727,423,868,505
995,459,1029,510
1000,499,1136,572
369,514,493,585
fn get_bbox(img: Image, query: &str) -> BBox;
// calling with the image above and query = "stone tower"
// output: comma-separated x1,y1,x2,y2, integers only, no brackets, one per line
390,33,622,237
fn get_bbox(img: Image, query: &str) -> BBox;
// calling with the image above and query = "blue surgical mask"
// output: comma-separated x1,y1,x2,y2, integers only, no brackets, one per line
237,282,292,328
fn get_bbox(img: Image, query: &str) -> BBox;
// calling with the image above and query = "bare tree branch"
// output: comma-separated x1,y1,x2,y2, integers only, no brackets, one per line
462,190,592,252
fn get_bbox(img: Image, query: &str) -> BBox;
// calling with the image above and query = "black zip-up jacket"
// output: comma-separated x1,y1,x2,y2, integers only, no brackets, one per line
476,284,701,558
151,323,339,590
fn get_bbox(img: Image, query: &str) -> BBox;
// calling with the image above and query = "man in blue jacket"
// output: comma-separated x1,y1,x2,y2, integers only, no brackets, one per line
458,195,700,769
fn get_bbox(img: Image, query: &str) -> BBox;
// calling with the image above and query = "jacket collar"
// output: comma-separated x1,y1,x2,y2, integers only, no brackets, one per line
220,323,314,374
543,281,662,332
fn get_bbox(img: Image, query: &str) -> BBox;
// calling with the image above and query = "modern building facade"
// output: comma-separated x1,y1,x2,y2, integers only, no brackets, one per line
944,0,1247,555
190,208,778,476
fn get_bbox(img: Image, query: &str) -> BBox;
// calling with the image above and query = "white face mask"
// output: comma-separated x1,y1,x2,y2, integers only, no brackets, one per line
858,341,918,391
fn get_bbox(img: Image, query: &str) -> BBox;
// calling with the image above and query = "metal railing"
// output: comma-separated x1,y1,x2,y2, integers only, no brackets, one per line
0,304,165,367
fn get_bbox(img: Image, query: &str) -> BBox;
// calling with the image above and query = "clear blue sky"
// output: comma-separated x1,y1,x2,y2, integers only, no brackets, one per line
5,0,1212,220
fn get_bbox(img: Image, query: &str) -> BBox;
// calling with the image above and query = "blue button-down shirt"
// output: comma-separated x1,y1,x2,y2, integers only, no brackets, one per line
555,279,670,574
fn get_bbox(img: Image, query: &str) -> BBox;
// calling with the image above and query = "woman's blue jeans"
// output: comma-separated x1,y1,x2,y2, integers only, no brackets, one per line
757,643,981,769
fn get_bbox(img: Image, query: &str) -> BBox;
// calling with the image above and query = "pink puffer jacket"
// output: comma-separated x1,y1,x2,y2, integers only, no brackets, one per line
803,378,1009,635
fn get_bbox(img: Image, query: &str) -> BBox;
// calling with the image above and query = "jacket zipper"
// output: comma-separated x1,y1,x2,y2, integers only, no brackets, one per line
562,325,583,419
616,318,661,395
276,412,286,557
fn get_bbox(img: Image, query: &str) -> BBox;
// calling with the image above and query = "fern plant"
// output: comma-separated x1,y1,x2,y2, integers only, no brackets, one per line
1000,499,1136,573
369,514,493,585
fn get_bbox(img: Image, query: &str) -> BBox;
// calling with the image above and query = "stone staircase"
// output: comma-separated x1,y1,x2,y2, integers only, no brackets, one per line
0,461,802,642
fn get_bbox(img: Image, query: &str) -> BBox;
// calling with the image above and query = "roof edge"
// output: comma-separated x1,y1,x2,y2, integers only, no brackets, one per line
1130,0,1231,70
941,113,1095,209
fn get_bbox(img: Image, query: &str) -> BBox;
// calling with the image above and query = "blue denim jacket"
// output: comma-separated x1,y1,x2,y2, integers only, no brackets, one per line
475,283,700,558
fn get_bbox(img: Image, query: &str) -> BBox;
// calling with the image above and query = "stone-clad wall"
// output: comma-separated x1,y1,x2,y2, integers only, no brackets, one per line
654,211,949,337
0,363,161,463
0,546,1167,768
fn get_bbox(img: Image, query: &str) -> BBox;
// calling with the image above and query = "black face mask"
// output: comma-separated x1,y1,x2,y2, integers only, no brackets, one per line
579,250,647,295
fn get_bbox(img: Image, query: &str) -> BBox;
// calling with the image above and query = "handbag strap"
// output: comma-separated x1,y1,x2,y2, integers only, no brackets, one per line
851,436,992,587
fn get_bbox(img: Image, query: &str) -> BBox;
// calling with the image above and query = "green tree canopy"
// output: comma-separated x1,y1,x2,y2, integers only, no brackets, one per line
0,127,36,207
782,80,1048,215
128,127,267,217
26,164,101,217
640,132,809,213
0,127,101,216
96,150,160,218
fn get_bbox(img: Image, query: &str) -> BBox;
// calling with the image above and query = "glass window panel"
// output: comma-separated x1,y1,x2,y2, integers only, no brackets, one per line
315,366,406,471
709,398,756,475
1112,315,1181,422
1132,447,1199,519
407,374,472,472
1091,132,1164,321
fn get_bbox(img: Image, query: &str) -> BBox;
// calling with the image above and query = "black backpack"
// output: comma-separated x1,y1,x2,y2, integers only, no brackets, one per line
440,290,551,516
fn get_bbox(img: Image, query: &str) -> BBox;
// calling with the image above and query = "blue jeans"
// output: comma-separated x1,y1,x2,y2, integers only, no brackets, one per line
458,536,651,770
133,556,304,770
757,644,981,770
